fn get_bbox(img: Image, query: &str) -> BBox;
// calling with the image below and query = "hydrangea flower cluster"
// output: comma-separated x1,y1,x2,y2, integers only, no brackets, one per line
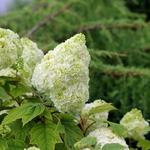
120,108,149,139
81,100,109,134
24,146,40,150
83,128,129,150
0,28,44,86
0,28,22,69
0,60,32,86
21,38,44,72
32,33,90,113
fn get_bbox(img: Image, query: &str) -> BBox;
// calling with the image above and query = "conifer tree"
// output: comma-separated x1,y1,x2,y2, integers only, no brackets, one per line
1,0,150,121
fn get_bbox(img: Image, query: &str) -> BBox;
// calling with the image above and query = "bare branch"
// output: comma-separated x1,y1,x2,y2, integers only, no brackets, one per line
75,23,150,33
26,4,71,37
33,2,48,10
102,72,142,76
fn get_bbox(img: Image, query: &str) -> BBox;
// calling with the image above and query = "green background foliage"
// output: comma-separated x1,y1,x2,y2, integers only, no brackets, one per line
1,0,150,123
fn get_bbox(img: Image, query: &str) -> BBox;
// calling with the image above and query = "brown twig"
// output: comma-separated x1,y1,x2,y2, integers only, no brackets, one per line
33,2,48,10
26,4,71,37
84,121,96,135
102,72,142,76
75,23,150,33
79,116,87,136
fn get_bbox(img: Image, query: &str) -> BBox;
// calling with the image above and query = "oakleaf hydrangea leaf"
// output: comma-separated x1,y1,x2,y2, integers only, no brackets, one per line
137,139,150,150
8,119,35,141
30,122,62,150
108,122,126,138
74,137,97,149
2,103,45,126
0,137,8,150
6,139,28,150
87,103,116,117
102,143,126,150
90,118,126,138
10,87,22,98
60,120,84,150
0,86,10,100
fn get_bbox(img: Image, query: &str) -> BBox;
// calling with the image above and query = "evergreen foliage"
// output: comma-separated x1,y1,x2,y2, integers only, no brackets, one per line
126,0,150,20
1,0,150,122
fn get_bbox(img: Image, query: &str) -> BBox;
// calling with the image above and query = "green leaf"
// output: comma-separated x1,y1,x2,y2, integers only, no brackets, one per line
30,121,62,150
60,120,84,150
17,83,32,93
90,119,125,138
0,76,16,81
74,137,97,149
23,98,41,103
0,76,18,87
2,103,45,126
0,86,10,100
137,139,150,150
56,120,66,133
94,144,102,150
8,119,35,141
102,143,126,150
6,139,28,150
143,126,150,132
41,107,52,120
2,82,10,93
89,118,105,124
87,103,117,117
0,137,8,150
55,143,67,150
60,113,78,121
10,87,22,98
108,122,126,138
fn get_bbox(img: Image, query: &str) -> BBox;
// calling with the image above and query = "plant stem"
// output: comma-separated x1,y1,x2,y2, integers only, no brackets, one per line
79,115,89,136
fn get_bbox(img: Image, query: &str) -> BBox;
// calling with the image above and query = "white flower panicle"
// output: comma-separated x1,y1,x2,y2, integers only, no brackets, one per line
0,31,44,85
21,38,44,72
0,62,32,86
0,28,22,69
84,128,129,150
81,100,109,134
32,33,90,113
24,146,40,150
120,108,149,139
